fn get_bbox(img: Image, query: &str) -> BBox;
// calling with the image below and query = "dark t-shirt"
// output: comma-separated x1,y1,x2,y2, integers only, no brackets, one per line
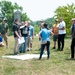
0,23,8,34
13,24,20,37
20,26,29,36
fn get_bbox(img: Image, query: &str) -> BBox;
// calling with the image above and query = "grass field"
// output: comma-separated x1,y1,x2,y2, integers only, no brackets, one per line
0,36,75,75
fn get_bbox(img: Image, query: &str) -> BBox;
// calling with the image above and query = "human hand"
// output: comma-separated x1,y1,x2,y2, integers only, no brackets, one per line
19,36,21,39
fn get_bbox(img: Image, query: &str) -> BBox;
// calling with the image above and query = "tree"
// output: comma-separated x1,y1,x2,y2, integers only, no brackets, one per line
34,25,40,35
45,17,55,28
21,13,30,21
54,3,75,34
0,0,30,35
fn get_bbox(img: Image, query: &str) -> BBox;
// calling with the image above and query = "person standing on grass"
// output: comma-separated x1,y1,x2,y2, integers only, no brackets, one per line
39,23,53,60
39,20,47,54
0,18,8,48
70,18,75,30
52,19,59,49
13,19,21,55
27,21,34,51
19,21,29,53
71,18,75,59
58,17,66,51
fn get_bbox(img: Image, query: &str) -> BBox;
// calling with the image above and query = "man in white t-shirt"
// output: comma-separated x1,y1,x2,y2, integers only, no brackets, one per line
58,17,66,51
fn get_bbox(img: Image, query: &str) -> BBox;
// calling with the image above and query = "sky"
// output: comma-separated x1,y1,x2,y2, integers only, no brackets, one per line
4,0,75,21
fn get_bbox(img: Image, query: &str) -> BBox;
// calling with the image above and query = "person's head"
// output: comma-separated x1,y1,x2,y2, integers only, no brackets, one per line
43,23,48,28
2,18,7,24
55,19,58,23
15,18,19,24
21,21,24,26
41,20,45,23
72,18,75,24
24,21,28,26
27,21,31,26
60,17,63,22
41,23,44,29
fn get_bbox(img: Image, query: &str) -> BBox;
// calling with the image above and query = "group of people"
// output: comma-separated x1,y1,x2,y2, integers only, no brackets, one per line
40,17,75,60
38,17,66,60
13,19,34,55
52,17,66,51
0,17,75,59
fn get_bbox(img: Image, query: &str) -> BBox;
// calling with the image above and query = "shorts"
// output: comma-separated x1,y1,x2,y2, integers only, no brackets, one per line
53,35,58,42
28,37,32,44
0,34,8,41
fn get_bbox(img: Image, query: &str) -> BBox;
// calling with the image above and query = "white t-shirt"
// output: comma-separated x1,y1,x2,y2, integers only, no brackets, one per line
59,21,66,34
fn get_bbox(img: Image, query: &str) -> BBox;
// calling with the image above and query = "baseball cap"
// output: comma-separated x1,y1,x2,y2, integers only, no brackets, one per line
3,18,7,21
55,19,58,22
72,18,75,21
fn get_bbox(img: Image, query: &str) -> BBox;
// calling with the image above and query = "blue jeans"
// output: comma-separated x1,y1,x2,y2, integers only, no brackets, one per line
39,41,50,59
19,36,28,53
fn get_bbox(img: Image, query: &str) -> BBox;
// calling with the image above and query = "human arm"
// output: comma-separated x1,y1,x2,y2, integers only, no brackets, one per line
58,22,66,30
32,27,34,39
50,29,54,36
20,25,25,29
15,31,21,39
14,25,21,39
38,30,42,40
58,26,66,30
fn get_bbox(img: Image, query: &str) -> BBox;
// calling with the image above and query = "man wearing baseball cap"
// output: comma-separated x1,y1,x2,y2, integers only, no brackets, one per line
52,19,59,49
0,18,8,48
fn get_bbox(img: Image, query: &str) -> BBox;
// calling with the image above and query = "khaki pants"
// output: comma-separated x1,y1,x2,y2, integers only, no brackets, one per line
0,34,8,41
28,37,32,45
14,37,20,54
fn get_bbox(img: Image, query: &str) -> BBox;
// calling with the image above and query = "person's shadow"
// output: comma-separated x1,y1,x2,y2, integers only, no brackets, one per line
5,53,14,55
66,58,75,60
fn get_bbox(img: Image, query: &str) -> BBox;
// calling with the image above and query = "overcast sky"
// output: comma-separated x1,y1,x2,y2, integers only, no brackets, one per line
5,0,75,21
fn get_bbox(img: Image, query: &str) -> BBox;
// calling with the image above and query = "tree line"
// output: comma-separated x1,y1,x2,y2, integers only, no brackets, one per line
0,1,75,35
33,3,75,35
0,1,30,35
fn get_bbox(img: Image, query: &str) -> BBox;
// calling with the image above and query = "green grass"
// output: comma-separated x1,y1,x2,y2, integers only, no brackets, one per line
0,36,75,75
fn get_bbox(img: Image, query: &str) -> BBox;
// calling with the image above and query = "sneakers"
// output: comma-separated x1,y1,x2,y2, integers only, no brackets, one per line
27,48,32,51
53,47,56,49
27,48,30,51
14,52,20,55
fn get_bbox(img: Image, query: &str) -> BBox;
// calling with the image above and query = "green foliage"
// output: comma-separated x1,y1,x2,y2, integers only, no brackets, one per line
32,17,55,34
32,17,55,28
21,13,30,21
34,25,40,34
45,17,55,28
0,0,30,35
54,3,75,34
